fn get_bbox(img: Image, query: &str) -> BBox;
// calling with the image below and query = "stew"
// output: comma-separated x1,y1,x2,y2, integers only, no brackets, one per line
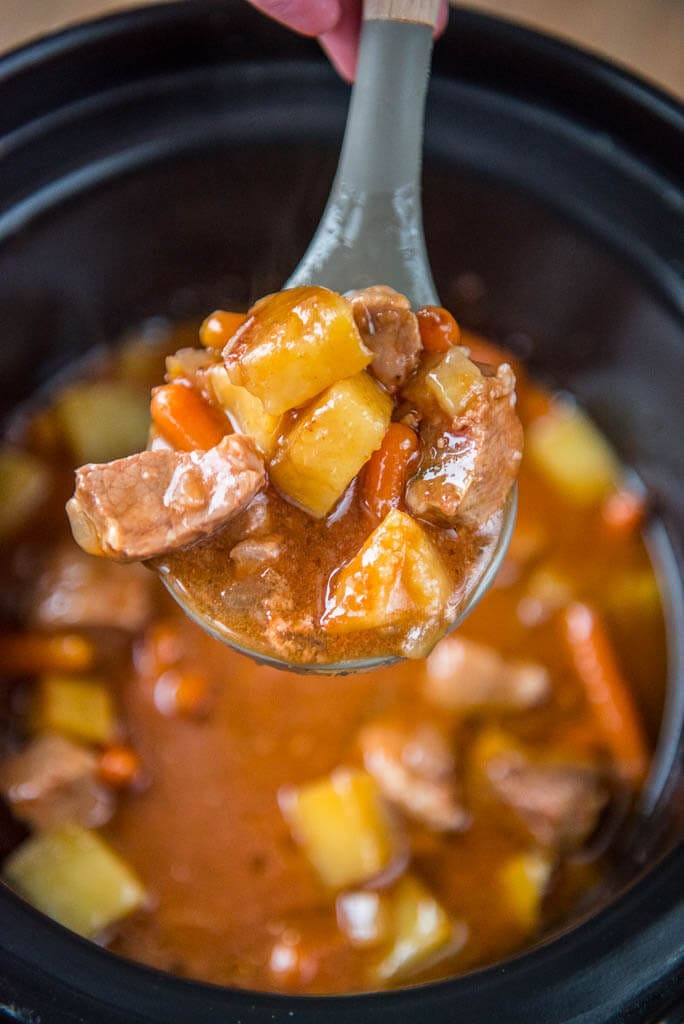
65,286,523,665
0,314,665,994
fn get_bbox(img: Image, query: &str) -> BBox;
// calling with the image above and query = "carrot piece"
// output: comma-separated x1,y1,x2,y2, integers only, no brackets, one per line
601,489,647,537
150,383,228,451
0,633,95,676
562,602,649,784
362,423,421,521
98,744,142,788
199,311,247,350
416,306,461,353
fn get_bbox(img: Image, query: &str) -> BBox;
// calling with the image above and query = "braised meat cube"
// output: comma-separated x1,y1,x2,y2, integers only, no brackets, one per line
407,363,523,528
358,721,469,832
0,735,114,830
350,286,422,392
425,636,550,713
67,435,265,562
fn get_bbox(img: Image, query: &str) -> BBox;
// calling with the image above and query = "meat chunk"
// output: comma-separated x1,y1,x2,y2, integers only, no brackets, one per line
67,435,266,562
482,739,609,850
359,721,469,832
407,363,523,528
0,734,114,830
31,544,152,632
425,636,550,713
350,286,422,393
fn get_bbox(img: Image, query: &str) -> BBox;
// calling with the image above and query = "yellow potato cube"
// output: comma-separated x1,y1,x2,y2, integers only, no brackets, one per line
373,875,457,982
526,401,620,505
279,768,397,889
56,382,151,464
207,365,281,457
498,851,553,932
224,285,372,415
270,372,392,518
32,675,116,746
4,823,146,938
403,347,485,419
324,509,451,633
0,448,51,543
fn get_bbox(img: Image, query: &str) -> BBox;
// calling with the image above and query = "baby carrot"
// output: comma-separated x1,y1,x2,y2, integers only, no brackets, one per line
362,423,421,521
562,602,649,785
98,744,142,788
0,632,95,675
199,311,247,350
416,306,461,353
151,383,228,452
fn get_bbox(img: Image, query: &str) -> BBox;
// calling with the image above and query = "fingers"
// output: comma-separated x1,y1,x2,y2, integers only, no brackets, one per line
249,0,342,37
318,0,362,82
320,0,449,82
434,0,449,39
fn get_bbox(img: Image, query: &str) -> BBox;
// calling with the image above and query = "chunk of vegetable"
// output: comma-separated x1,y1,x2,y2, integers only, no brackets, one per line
32,675,116,746
55,382,151,464
224,286,372,415
4,823,146,938
403,346,485,419
208,365,281,457
200,310,247,349
416,305,461,354
373,875,458,983
526,402,620,505
498,852,553,932
0,448,51,542
270,372,392,518
362,422,420,521
279,768,397,889
150,383,228,451
0,632,95,676
324,509,450,635
562,603,648,784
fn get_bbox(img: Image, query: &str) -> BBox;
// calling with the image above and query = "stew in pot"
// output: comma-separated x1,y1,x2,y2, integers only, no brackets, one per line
0,312,664,993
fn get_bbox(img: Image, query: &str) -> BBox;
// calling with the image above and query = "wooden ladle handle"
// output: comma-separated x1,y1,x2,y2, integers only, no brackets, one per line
363,0,442,29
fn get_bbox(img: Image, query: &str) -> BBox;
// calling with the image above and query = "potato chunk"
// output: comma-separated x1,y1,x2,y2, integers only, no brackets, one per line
32,675,116,746
498,851,553,932
0,447,51,542
207,365,281,457
55,382,151,464
279,768,397,889
224,286,372,415
4,823,146,938
403,346,485,419
270,372,392,518
526,401,620,505
324,509,451,635
373,875,461,983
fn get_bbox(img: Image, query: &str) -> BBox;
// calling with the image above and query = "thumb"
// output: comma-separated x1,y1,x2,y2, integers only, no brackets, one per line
249,0,341,37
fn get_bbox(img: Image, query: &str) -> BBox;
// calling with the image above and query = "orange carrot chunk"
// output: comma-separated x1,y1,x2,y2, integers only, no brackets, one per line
199,311,247,350
98,745,142,788
362,423,421,522
416,306,461,353
150,383,228,452
0,633,95,675
562,602,649,785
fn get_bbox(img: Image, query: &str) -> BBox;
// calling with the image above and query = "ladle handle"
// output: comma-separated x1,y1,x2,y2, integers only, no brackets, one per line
364,0,441,28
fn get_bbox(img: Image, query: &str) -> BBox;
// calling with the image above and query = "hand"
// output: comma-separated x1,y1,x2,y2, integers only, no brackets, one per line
246,0,449,81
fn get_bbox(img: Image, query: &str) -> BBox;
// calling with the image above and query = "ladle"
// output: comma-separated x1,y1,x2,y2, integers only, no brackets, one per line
161,0,518,673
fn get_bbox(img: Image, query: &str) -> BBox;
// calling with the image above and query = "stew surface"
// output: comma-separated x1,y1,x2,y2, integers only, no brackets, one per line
0,317,665,994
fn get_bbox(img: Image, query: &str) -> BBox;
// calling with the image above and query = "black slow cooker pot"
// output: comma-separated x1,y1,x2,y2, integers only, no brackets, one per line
0,3,682,1021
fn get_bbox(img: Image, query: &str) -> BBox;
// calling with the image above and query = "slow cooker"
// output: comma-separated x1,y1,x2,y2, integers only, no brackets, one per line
0,3,682,1020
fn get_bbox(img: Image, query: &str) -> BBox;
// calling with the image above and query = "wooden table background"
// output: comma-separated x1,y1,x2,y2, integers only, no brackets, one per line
2,0,682,98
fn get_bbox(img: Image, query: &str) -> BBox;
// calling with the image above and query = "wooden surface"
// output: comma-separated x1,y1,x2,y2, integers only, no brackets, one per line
364,0,442,28
1,0,682,97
